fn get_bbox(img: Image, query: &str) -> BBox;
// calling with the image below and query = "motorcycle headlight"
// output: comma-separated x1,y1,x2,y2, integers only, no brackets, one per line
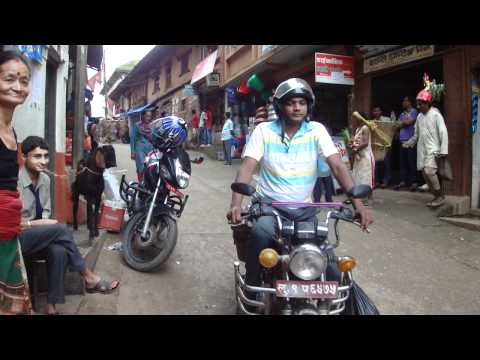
176,170,190,189
174,158,190,189
289,244,328,280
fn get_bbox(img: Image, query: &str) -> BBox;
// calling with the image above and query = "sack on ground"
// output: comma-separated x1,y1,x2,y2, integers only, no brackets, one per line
436,156,453,181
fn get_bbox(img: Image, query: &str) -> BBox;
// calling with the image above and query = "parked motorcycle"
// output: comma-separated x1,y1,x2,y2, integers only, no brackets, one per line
119,116,203,272
231,182,372,315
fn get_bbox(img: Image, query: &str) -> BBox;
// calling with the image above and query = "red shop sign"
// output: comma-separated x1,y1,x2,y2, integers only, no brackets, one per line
315,53,354,86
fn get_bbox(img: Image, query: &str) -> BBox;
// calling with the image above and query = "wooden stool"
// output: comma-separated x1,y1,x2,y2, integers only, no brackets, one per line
25,250,49,312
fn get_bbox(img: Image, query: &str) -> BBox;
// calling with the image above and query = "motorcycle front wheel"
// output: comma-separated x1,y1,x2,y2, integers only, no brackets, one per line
122,211,178,272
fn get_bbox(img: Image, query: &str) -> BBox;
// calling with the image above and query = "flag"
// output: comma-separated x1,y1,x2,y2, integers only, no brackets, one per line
87,71,102,92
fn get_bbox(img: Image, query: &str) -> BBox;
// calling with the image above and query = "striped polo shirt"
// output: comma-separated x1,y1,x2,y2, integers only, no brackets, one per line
243,119,338,202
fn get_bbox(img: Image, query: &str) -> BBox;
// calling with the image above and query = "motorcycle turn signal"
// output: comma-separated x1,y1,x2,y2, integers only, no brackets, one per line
259,248,280,269
337,256,357,272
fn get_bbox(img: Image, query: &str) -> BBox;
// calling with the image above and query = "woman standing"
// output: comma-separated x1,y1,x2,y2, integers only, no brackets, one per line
130,110,154,182
0,50,33,314
349,112,375,205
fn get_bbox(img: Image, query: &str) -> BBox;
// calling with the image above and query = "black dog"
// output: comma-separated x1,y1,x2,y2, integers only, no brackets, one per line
72,145,116,242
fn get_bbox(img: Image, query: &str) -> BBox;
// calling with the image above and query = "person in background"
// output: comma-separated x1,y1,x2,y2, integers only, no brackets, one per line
18,136,119,315
191,109,200,148
130,110,154,182
403,89,449,208
372,106,392,188
221,112,234,165
0,50,33,314
199,109,207,147
349,111,375,205
312,113,334,202
205,107,213,146
394,96,419,191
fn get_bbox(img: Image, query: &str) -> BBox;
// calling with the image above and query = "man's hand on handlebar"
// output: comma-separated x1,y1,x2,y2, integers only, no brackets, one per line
352,201,373,231
227,206,243,224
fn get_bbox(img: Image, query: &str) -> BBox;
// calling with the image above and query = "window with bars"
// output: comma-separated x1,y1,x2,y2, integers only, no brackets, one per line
179,52,190,76
165,62,172,88
152,71,160,93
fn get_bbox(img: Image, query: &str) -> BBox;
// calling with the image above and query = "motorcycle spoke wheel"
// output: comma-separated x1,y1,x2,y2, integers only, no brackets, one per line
128,216,172,263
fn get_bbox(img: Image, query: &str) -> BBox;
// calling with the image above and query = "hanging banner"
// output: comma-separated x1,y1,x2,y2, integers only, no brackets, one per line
363,45,434,74
15,45,43,63
315,53,354,85
191,49,218,84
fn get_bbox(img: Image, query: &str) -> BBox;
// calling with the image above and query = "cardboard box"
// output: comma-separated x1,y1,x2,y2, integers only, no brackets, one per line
99,201,125,232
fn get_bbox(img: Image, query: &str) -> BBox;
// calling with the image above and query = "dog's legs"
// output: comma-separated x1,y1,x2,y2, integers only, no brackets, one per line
94,196,101,237
72,184,79,231
86,196,95,243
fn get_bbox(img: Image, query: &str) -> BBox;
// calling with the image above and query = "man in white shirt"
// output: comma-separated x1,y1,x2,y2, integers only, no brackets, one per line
221,112,234,165
199,109,207,147
403,89,449,207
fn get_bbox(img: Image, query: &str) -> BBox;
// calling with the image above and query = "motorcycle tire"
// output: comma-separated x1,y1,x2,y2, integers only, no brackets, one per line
122,212,178,272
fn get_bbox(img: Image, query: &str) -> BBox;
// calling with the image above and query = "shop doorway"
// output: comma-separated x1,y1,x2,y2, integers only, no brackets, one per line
371,59,444,117
313,83,351,135
371,59,444,186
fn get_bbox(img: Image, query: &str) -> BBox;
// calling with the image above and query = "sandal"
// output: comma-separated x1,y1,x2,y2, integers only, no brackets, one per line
85,279,120,295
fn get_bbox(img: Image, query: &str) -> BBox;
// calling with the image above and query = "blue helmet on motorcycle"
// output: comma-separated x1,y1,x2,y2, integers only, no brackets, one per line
150,116,188,150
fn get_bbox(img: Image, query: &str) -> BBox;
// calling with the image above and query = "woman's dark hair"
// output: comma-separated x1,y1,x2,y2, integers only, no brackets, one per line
22,136,49,156
0,50,31,75
225,112,231,118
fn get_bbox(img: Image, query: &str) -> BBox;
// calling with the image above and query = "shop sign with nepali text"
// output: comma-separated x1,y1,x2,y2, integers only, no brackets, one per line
315,53,354,85
363,45,435,74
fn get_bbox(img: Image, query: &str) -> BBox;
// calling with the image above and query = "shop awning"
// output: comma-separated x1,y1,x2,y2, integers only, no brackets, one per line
117,102,156,117
191,49,218,85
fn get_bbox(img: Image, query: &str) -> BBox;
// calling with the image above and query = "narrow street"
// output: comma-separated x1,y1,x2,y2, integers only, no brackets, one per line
72,143,480,315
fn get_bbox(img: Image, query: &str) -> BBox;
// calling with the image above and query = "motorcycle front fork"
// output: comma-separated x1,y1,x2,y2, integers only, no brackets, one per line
141,176,163,240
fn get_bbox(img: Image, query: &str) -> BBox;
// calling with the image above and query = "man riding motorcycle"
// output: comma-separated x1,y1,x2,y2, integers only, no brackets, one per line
227,78,374,292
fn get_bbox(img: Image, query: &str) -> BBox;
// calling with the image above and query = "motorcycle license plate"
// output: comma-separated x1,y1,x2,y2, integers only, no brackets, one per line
275,280,338,299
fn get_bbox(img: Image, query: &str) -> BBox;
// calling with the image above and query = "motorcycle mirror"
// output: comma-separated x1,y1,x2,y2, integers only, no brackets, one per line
231,182,256,196
347,185,372,199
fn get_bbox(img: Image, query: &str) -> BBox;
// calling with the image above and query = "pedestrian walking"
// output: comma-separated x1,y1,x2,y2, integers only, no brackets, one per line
191,109,200,147
221,112,234,165
130,110,154,182
205,108,213,146
199,109,207,147
403,79,449,208
349,111,375,205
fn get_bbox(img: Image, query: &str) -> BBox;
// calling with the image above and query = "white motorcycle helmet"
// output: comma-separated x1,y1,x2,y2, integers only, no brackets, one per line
273,78,315,119
272,78,315,143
